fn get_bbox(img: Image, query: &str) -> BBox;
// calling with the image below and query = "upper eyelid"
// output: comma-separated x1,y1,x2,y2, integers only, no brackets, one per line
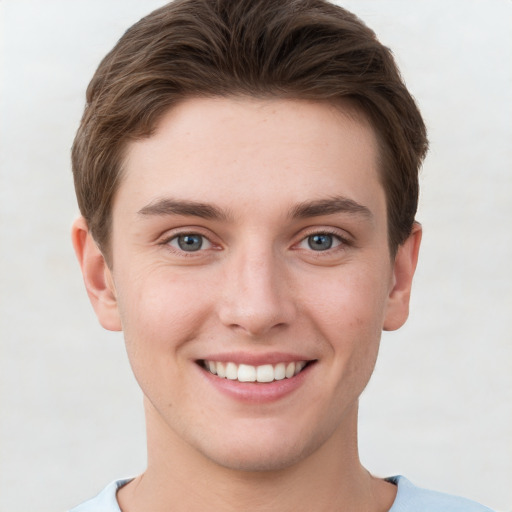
158,226,216,243
296,232,344,247
296,226,351,241
157,225,351,247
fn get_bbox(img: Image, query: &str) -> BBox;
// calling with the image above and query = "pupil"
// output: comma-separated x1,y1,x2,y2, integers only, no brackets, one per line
308,234,332,251
178,234,202,251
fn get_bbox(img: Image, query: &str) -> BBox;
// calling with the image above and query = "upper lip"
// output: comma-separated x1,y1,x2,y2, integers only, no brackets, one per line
197,352,316,366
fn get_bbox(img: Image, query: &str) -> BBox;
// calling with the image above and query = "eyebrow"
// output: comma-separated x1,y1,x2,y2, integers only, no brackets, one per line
137,198,230,220
137,195,372,222
289,196,373,220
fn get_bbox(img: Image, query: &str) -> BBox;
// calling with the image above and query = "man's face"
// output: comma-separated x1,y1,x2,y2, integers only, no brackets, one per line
99,98,412,471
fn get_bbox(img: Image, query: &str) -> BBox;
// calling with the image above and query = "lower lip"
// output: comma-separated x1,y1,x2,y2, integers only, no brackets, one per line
197,363,315,404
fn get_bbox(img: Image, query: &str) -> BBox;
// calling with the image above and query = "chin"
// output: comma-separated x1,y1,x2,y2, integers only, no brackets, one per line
203,441,310,473
191,420,331,473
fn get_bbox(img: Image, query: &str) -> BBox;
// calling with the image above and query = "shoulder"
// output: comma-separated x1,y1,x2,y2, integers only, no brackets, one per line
388,476,495,512
68,475,495,512
68,479,132,512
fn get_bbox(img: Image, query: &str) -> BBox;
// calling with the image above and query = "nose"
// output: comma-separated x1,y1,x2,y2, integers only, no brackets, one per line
217,246,296,337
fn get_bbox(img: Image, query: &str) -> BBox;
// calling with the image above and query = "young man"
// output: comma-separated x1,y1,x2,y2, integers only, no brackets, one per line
69,1,494,510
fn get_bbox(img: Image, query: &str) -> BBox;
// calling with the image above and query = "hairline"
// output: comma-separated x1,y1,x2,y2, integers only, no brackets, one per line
96,94,398,267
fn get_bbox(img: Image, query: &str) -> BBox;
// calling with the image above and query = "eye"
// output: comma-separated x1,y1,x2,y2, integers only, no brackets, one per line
297,232,343,252
168,233,212,252
308,234,334,251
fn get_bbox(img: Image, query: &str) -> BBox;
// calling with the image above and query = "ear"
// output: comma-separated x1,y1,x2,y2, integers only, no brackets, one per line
71,217,122,331
383,223,422,331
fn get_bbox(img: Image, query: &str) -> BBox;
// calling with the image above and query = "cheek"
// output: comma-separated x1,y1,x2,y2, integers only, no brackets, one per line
114,272,214,407
305,264,391,335
115,269,215,361
302,264,390,382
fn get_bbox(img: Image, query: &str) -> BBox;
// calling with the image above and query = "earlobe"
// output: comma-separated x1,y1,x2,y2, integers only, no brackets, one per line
383,223,422,331
71,217,122,332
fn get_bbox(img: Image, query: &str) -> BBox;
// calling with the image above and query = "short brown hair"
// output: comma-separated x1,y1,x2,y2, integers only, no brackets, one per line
72,0,428,258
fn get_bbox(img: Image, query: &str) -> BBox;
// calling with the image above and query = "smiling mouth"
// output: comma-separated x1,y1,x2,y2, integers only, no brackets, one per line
199,360,313,383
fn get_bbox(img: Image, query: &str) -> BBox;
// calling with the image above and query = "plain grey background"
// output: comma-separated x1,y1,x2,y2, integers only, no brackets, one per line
1,1,511,511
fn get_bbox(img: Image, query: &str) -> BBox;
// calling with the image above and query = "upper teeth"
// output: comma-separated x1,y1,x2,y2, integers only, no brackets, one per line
204,360,307,382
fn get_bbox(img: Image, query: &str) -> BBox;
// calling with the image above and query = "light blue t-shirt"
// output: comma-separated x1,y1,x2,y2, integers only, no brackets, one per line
69,475,494,511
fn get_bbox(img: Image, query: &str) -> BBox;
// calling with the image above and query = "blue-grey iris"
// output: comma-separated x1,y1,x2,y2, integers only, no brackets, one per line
178,234,203,251
308,234,333,251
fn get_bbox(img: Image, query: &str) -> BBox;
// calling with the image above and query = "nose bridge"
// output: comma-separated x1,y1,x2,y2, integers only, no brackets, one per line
218,238,295,336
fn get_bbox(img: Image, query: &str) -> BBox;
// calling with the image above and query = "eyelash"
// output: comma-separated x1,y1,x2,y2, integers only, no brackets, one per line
160,231,216,256
159,228,351,256
295,229,351,253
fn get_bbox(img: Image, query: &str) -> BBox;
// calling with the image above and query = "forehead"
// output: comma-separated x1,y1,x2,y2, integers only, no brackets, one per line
115,97,385,222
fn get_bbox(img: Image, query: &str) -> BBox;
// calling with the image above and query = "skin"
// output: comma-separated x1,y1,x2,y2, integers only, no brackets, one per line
72,97,421,511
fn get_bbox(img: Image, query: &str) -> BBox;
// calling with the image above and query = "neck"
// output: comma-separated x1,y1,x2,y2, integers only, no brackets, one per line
117,399,396,512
